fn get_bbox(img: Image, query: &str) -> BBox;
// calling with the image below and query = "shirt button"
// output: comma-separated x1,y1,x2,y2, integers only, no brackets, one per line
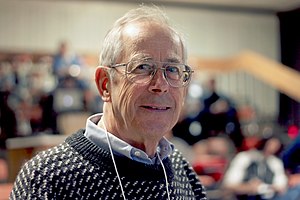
134,151,141,157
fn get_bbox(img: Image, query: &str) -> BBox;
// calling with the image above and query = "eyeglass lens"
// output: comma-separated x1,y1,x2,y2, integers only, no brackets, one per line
126,60,191,87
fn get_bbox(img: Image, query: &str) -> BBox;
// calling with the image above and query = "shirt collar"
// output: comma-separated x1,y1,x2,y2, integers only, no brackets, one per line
84,113,174,165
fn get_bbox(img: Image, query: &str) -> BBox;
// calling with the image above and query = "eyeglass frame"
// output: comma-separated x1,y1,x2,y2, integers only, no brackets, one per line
109,59,194,88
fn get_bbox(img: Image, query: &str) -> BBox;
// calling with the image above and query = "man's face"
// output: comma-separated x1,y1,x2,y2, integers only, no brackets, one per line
109,22,187,142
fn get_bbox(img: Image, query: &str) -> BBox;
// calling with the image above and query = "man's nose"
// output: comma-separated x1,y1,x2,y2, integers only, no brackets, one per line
148,69,169,94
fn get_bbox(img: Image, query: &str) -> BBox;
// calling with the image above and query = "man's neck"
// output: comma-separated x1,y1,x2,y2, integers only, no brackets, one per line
98,118,159,158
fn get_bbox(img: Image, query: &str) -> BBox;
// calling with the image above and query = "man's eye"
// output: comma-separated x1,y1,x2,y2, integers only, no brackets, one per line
133,63,153,73
166,66,180,73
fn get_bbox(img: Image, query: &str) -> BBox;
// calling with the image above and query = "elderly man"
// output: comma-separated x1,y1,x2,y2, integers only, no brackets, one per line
10,6,207,199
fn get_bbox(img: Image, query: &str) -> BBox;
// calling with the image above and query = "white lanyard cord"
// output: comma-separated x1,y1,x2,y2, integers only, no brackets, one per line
158,153,171,200
103,121,127,200
102,120,171,200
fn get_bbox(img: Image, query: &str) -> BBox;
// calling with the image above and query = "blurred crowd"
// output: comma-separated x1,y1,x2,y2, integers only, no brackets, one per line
171,78,300,200
0,41,102,149
1,42,300,200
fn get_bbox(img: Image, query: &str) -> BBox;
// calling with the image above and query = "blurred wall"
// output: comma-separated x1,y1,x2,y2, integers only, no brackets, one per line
0,0,280,120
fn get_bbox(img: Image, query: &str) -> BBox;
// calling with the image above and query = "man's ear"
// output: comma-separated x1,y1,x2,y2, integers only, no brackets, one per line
95,66,110,102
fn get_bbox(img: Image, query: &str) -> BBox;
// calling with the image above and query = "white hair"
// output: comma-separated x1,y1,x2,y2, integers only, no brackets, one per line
99,5,187,67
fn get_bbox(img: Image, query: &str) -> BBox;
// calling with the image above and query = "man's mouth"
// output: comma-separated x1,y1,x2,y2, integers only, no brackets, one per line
141,106,171,110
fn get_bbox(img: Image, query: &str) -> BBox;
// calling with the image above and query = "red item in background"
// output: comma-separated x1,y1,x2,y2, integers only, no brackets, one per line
288,125,299,140
193,158,227,182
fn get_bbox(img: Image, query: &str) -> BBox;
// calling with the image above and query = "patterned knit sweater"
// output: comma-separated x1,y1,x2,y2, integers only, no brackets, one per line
10,130,207,199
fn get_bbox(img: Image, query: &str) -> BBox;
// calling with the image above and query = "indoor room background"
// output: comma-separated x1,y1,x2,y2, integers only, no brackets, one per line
0,0,284,122
1,0,300,198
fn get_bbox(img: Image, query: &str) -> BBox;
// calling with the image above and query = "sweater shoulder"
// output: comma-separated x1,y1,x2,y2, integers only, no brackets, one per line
170,148,190,167
19,130,94,174
20,142,78,176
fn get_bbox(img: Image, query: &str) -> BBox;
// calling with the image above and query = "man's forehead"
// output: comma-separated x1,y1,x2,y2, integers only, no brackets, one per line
123,23,141,38
123,21,179,42
121,22,183,62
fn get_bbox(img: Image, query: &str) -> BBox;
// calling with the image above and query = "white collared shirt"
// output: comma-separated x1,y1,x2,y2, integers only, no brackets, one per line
84,113,174,165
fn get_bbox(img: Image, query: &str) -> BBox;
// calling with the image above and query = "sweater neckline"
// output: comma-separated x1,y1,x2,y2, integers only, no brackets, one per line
66,130,175,181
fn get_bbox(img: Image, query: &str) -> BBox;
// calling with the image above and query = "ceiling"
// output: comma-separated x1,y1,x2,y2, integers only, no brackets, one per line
131,0,300,12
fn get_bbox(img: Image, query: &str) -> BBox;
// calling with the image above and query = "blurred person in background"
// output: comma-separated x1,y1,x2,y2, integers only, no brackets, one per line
52,41,93,115
173,78,244,150
0,91,17,151
195,78,244,149
52,41,90,93
10,6,207,199
222,135,288,200
280,131,300,200
52,41,82,79
282,128,300,182
193,136,236,190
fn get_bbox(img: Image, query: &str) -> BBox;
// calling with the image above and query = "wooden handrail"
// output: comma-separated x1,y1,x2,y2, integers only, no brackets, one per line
189,51,300,102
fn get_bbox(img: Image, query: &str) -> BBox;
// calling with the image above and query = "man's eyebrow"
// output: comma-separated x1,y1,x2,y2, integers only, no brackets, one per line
130,54,181,63
131,54,152,61
165,58,181,63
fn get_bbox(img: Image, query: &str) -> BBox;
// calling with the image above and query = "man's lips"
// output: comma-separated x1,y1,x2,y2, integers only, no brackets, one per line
141,105,171,110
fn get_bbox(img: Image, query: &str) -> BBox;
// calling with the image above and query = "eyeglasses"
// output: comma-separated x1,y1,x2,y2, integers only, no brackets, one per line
110,59,194,87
